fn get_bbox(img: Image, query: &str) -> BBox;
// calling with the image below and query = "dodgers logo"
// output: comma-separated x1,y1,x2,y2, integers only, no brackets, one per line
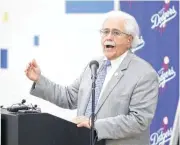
150,116,172,145
131,36,145,53
158,56,176,88
151,0,177,30
150,127,172,145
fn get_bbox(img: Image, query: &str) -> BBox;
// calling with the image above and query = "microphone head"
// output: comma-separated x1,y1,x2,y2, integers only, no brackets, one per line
89,60,99,69
21,99,26,104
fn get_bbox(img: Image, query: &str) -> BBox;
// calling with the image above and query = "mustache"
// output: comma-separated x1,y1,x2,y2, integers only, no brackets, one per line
103,40,116,46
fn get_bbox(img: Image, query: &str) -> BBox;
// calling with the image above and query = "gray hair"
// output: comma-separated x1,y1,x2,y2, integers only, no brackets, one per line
103,10,141,48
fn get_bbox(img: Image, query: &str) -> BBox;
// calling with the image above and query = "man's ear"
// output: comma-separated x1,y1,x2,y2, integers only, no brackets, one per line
128,35,133,43
127,35,133,48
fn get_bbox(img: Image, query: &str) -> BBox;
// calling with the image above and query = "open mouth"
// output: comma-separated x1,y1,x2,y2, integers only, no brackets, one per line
105,45,115,49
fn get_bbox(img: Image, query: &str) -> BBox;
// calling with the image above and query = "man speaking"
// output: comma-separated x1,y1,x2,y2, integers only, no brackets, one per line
25,10,159,145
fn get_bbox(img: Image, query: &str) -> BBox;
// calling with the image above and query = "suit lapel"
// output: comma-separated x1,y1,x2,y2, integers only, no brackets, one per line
95,51,134,114
79,77,91,116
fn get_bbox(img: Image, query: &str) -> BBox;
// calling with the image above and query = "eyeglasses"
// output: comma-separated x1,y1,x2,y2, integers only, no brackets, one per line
100,28,129,37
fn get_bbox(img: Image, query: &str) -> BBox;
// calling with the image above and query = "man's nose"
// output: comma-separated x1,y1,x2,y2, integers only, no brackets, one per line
106,31,114,39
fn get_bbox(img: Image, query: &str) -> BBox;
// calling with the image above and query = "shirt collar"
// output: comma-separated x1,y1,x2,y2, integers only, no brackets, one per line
104,50,128,68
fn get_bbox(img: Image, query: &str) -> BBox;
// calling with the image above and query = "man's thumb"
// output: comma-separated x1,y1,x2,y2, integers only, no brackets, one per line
32,59,38,67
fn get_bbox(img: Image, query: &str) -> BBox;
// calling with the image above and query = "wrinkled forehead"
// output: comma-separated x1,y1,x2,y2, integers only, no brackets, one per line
102,17,125,31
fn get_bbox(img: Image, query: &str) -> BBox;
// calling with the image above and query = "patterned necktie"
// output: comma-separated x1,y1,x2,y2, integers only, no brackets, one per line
85,60,111,117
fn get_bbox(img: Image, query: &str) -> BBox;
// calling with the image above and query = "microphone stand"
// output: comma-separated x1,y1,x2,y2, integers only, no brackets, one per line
90,74,97,145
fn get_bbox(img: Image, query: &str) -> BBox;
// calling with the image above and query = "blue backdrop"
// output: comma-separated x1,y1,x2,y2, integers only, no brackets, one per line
120,1,179,145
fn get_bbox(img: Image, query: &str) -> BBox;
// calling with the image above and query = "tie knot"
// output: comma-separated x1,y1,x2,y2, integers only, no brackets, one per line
104,60,111,67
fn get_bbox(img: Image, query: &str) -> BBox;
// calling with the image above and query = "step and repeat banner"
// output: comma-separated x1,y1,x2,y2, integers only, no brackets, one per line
0,0,179,144
120,1,179,145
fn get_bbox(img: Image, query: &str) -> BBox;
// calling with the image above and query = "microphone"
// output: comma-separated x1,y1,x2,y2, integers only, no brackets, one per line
89,60,99,81
89,60,99,145
21,99,26,104
7,105,30,112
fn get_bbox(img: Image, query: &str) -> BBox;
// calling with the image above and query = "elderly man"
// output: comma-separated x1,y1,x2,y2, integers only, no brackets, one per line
25,10,159,145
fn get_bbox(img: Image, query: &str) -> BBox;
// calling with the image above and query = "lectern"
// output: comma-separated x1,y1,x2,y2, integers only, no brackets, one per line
1,109,105,145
